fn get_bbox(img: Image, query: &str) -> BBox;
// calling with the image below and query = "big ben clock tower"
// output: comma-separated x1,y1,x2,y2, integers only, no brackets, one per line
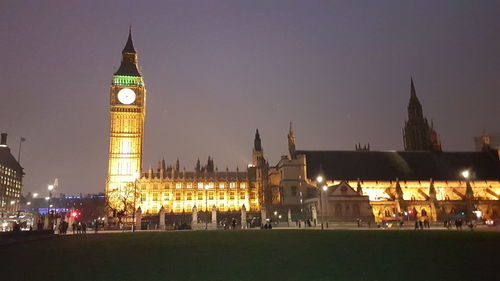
105,29,146,209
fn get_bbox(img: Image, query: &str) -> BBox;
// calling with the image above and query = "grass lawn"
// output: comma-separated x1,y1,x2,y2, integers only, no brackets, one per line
1,230,499,281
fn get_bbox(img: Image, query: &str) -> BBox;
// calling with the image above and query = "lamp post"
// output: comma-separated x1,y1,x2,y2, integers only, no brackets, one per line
461,169,474,221
47,184,54,229
322,185,328,228
316,175,324,230
205,185,210,230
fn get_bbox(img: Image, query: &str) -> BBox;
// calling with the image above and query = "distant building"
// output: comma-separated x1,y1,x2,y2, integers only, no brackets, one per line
0,133,24,213
23,193,106,222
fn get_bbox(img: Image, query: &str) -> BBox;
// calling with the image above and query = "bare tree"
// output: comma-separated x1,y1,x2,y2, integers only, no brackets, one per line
106,182,140,224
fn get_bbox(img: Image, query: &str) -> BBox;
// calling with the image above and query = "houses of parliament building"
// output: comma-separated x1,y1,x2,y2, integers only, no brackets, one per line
105,30,499,223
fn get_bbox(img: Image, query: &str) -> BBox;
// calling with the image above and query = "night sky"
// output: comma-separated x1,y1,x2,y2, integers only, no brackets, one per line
1,1,499,196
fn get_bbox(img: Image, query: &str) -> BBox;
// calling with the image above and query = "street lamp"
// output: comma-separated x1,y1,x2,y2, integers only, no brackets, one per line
317,176,323,184
316,175,325,230
33,193,38,198
322,185,329,228
47,184,55,230
461,170,470,180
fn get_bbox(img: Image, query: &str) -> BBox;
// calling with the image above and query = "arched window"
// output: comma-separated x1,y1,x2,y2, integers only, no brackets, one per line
421,208,427,217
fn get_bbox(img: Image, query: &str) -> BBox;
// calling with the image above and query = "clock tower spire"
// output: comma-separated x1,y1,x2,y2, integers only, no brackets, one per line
106,29,147,213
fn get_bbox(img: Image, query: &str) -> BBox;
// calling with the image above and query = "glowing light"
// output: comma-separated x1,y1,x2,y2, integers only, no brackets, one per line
113,75,143,86
33,193,38,198
316,175,323,183
10,200,15,205
27,202,31,205
48,184,54,191
322,185,328,192
474,210,482,218
461,170,470,179
45,197,50,201
274,211,278,216
117,88,136,104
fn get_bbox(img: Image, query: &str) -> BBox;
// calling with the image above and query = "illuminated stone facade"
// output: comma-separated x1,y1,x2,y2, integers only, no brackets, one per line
269,126,500,223
105,31,264,215
105,30,146,211
268,81,500,223
136,166,260,214
134,130,266,214
105,32,499,223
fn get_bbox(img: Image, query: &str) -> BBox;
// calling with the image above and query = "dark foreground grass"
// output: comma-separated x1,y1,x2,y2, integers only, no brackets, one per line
1,230,499,281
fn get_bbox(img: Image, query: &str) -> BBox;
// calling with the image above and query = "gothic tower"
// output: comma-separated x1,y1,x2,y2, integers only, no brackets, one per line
252,129,268,208
288,122,297,159
105,29,147,205
403,78,441,151
252,129,263,166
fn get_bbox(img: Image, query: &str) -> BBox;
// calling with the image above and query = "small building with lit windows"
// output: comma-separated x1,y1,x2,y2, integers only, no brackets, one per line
0,133,24,213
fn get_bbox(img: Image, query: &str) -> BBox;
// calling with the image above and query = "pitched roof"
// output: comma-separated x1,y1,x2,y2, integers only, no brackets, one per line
0,147,23,173
122,28,136,54
297,150,500,181
114,61,141,76
114,29,141,77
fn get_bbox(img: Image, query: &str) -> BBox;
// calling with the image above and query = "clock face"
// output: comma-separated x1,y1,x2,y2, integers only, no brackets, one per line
117,88,136,105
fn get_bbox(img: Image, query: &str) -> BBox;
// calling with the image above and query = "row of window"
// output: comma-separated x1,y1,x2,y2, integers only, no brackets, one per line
112,115,140,134
1,176,21,188
142,191,257,201
0,165,18,178
1,186,21,197
145,203,259,213
140,182,247,190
